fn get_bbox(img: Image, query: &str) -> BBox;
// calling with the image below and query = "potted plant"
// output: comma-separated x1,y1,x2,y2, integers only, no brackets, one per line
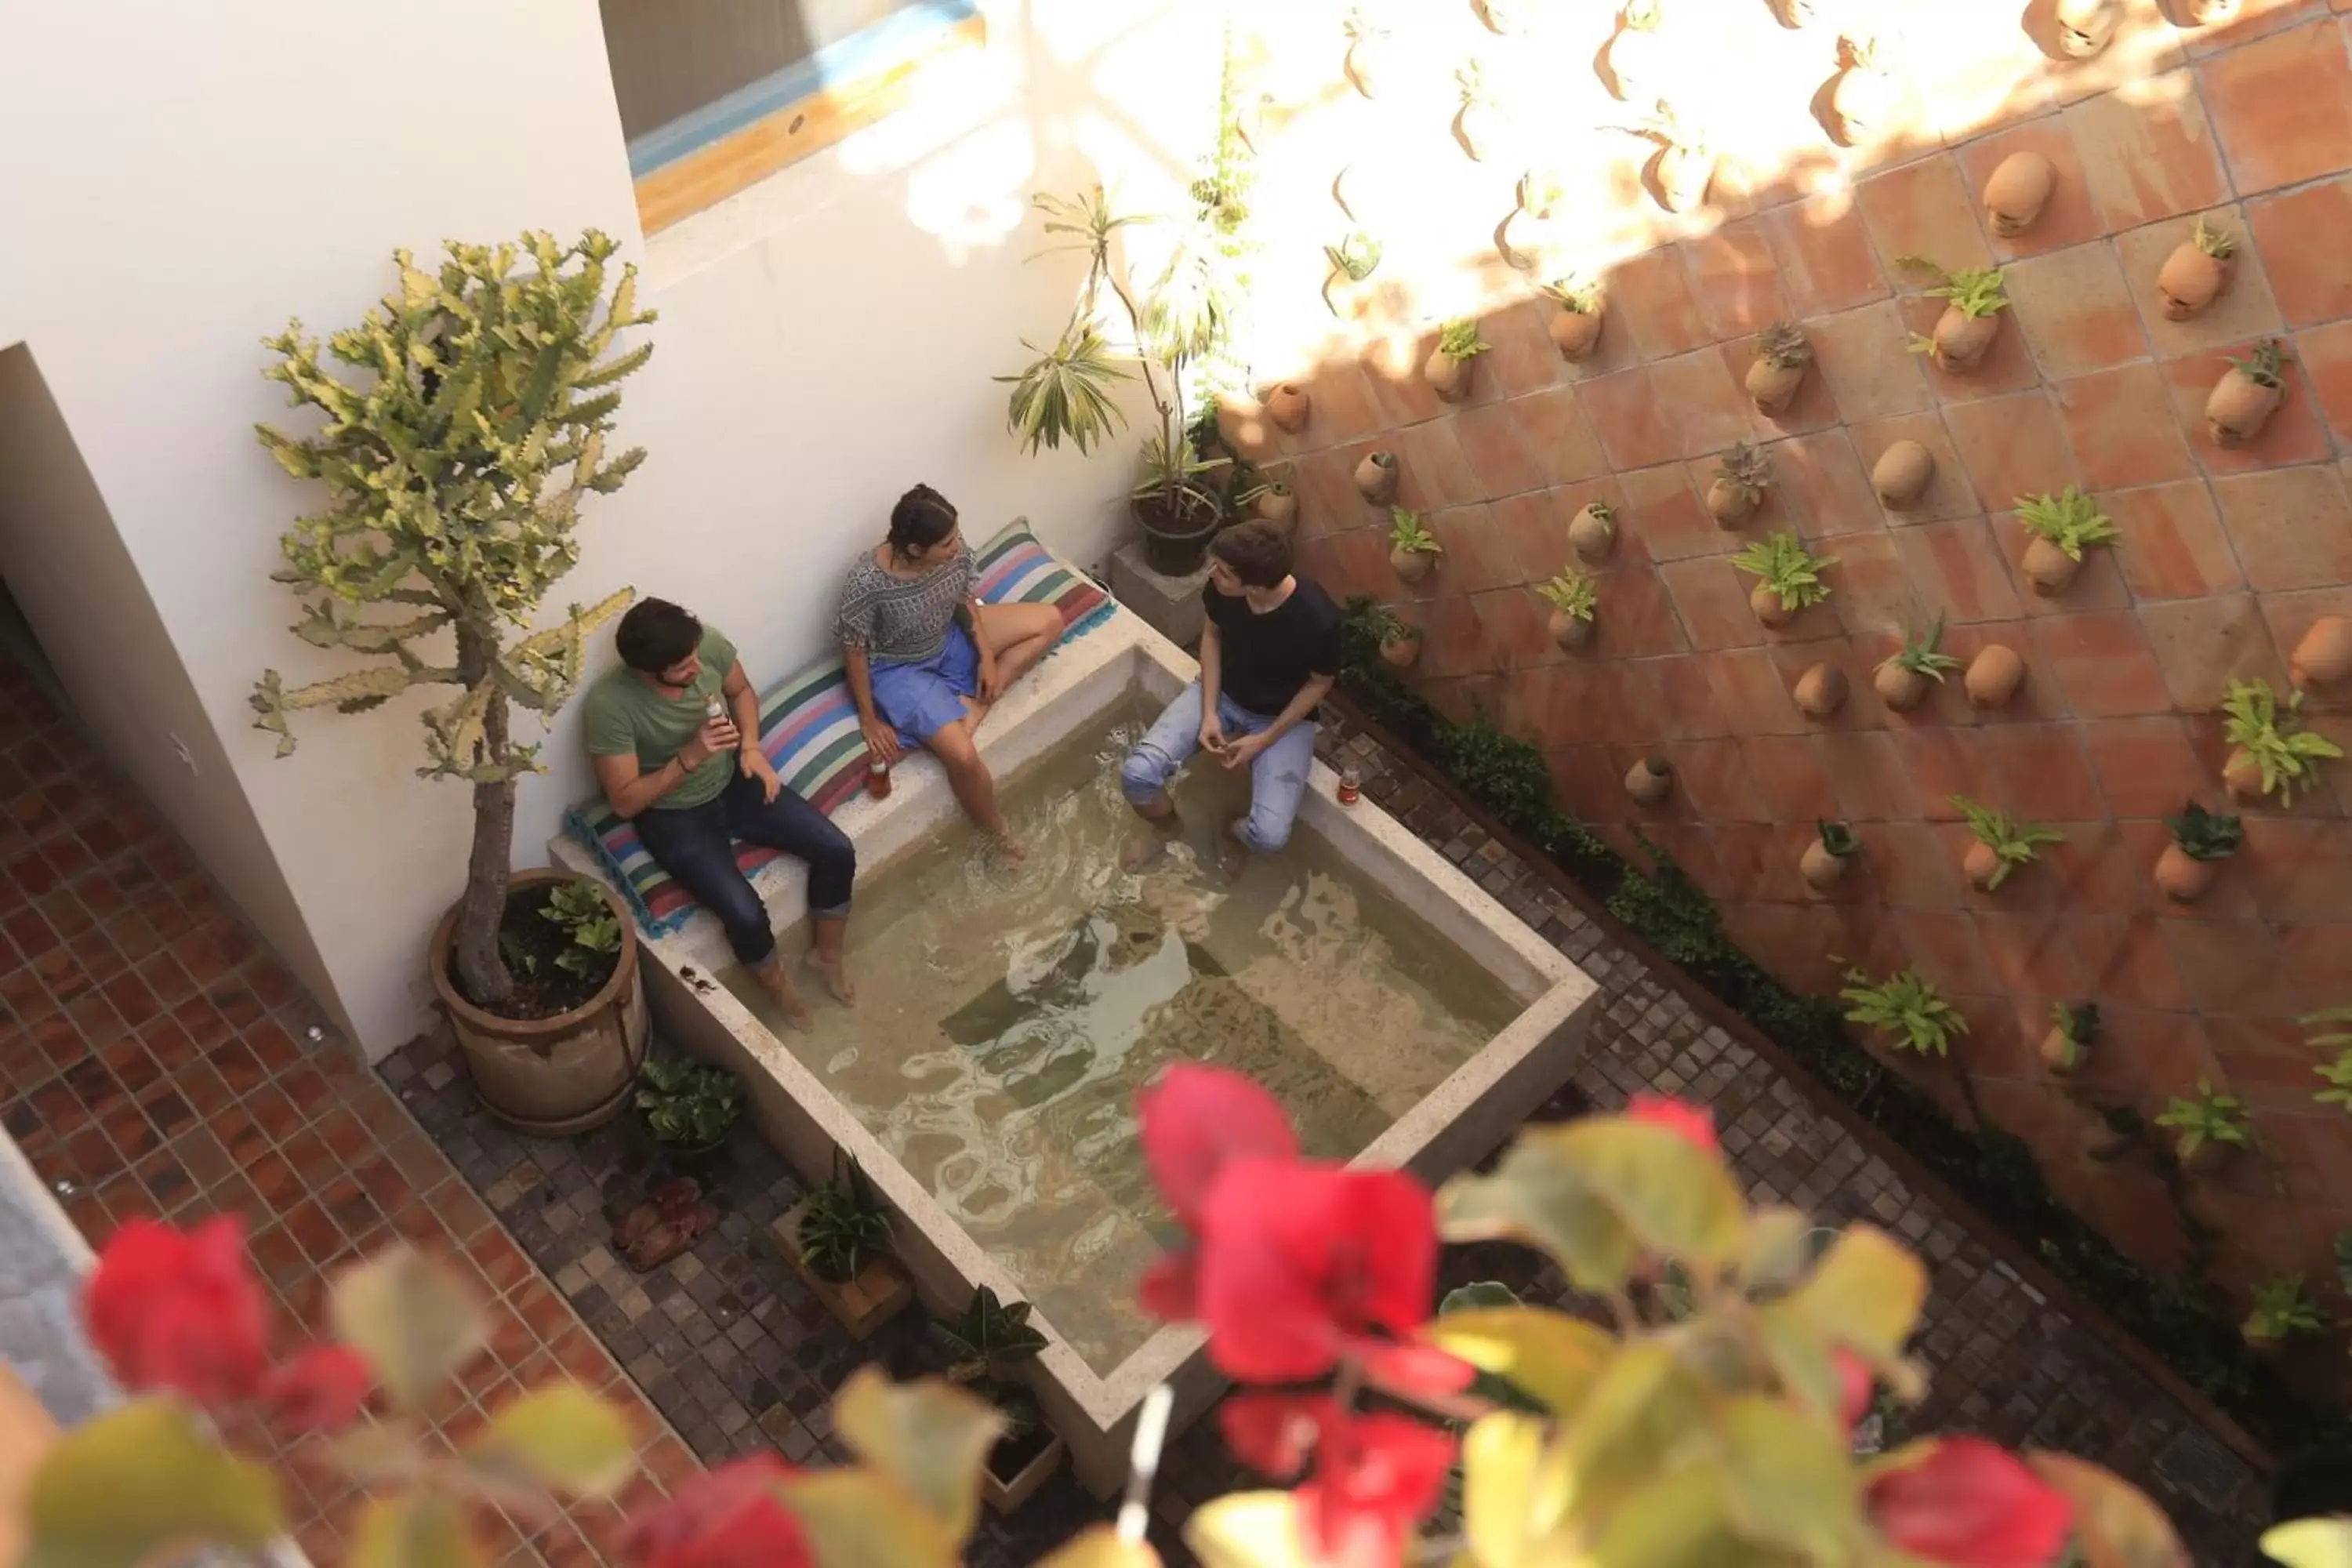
252,232,655,1135
1825,34,1898,147
1730,531,1836,628
1900,258,2010,371
1367,605,1423,670
1875,617,1963,710
1840,966,1969,1056
1568,496,1617,561
2155,800,2241,903
934,1287,1066,1514
2155,1079,2255,1173
1639,101,1715,213
1794,662,1849,718
2310,1007,2352,1114
1606,0,1668,102
1800,819,1861,889
2014,486,2121,596
2222,677,2344,804
2291,616,2351,688
1963,644,2027,709
1343,6,1392,97
1536,571,1599,650
2040,1002,2098,1076
776,1154,911,1339
1389,507,1444,583
1871,440,1936,507
2208,339,2292,448
1624,757,1674,804
1454,62,1509,162
1543,276,1607,361
635,1057,746,1167
1707,441,1773,525
1982,151,2058,238
1426,318,1493,401
2242,1278,2328,1348
1953,794,2064,891
1745,325,1813,414
2158,216,2238,321
1323,230,1384,319
1241,474,1297,533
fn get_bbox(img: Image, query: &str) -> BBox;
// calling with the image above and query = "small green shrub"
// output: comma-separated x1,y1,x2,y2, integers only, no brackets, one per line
1439,319,1492,361
2225,337,2288,390
542,879,624,980
1325,230,1382,281
797,1154,893,1283
1952,795,2064,890
1753,321,1812,368
2015,486,2120,561
1729,531,1836,611
1543,275,1602,314
1713,441,1772,500
2165,800,2243,861
1391,506,1442,555
2242,1276,2327,1344
634,1058,745,1151
2155,1080,2254,1163
1817,820,1860,858
2048,1002,2100,1072
2223,677,2343,806
1535,571,1598,619
1899,256,2009,317
2308,1007,2352,1114
1841,967,1969,1057
1881,616,1964,680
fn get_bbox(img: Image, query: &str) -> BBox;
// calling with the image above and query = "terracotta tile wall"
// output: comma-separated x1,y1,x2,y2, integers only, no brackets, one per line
1247,4,2352,1299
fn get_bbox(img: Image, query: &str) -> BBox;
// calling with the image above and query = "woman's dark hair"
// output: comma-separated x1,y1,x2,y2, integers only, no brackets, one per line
615,598,703,674
887,484,960,555
1210,522,1292,588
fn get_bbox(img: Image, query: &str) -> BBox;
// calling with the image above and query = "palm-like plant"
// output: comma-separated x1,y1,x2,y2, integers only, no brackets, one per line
2222,677,2343,806
1840,967,1969,1056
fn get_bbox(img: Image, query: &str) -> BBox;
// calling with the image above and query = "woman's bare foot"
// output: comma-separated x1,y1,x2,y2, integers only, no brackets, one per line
804,950,856,1005
990,830,1029,864
759,963,814,1031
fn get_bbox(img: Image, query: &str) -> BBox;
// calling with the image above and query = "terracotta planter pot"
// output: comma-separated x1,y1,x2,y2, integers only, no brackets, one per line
775,1204,914,1341
1568,504,1616,562
1931,308,1999,371
1425,350,1473,402
2154,843,2216,904
430,869,649,1136
1827,64,1897,147
1548,609,1594,651
1964,644,2025,709
1550,309,1604,360
1356,453,1400,504
2039,1024,2082,1076
1962,840,2004,891
1378,635,1421,670
1871,441,1934,507
985,1429,1068,1515
2157,243,2232,320
2292,616,2352,687
1745,358,1804,413
1264,383,1311,434
1749,582,1795,628
1253,488,1297,532
1799,840,1849,890
2207,367,2284,447
1875,662,1930,713
1707,479,1759,528
2019,537,2081,596
1982,151,2056,236
1653,143,1715,213
1624,757,1674,805
1391,546,1435,584
1793,662,1847,718
2223,746,2266,799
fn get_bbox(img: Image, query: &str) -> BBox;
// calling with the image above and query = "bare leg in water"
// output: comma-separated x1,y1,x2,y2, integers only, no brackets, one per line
803,913,855,1004
930,716,1026,860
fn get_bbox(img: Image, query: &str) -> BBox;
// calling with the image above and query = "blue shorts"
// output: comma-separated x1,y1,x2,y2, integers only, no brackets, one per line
869,623,981,748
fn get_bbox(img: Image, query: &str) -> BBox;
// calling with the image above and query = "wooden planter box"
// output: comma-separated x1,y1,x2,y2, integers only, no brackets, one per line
983,1428,1067,1516
771,1205,912,1341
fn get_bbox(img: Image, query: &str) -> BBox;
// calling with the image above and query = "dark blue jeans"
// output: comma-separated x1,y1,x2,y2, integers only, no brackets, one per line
630,770,855,967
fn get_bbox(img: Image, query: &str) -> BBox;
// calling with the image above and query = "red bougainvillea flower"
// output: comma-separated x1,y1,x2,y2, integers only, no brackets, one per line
1194,1157,1468,1393
1219,1394,1457,1568
260,1344,376,1434
1136,1065,1301,1327
1865,1436,2074,1568
619,1454,811,1568
85,1216,270,1409
1627,1093,1719,1152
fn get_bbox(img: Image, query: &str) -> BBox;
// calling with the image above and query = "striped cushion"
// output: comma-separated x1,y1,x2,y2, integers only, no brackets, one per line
567,520,1114,936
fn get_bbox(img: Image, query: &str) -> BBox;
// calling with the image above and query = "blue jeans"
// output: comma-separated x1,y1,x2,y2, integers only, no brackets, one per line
1120,684,1316,854
630,770,855,966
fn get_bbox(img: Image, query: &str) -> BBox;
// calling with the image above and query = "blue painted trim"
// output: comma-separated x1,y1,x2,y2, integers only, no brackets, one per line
626,0,979,178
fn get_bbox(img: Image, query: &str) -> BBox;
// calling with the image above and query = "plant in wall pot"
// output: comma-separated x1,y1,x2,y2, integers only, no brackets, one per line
2207,338,2292,448
1535,571,1599,650
2158,216,2238,320
1640,100,1716,214
2013,485,2120,595
1541,275,1606,360
1875,616,1963,710
1365,604,1424,670
251,231,654,1136
1730,530,1836,628
1825,34,1899,146
1389,506,1444,583
2155,1078,2255,1174
1900,258,2009,371
2310,1007,2352,1113
933,1287,1065,1514
1568,495,1617,561
1426,318,1493,401
2242,1276,2329,1348
1240,471,1296,533
1800,818,1860,889
783,1152,912,1339
1952,794,2063,891
1323,230,1385,318
2040,1001,2098,1076
2155,800,2241,904
634,1055,745,1166
2222,676,2344,804
1840,966,1969,1056
1744,323,1813,414
1454,60,1510,162
1706,441,1773,526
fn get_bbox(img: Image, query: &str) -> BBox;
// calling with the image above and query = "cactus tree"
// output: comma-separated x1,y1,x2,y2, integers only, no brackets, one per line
249,231,656,1011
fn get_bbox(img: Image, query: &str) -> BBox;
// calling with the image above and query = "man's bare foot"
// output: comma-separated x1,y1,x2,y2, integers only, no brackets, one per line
1121,828,1177,872
989,831,1029,864
804,951,856,1005
760,967,813,1031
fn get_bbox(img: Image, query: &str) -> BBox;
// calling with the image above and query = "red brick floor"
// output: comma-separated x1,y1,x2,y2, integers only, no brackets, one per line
0,662,696,1564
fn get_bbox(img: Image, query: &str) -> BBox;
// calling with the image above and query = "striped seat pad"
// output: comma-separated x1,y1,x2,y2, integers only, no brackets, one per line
566,521,1113,936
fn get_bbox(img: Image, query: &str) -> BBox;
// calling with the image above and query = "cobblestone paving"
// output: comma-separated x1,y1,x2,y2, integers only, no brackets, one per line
387,713,2270,1566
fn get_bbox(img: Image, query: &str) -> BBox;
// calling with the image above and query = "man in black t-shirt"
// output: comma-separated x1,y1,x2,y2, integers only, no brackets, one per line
1120,523,1342,863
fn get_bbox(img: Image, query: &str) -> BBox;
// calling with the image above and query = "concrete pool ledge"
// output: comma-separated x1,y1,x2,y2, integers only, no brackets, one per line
554,608,1600,1495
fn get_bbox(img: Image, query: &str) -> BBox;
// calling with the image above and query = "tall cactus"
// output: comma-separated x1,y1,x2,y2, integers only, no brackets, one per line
252,230,656,1011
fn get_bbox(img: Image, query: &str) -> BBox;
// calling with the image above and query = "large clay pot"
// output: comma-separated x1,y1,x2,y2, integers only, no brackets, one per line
431,869,649,1136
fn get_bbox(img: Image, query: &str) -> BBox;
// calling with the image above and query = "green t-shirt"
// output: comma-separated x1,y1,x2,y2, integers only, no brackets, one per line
583,626,739,811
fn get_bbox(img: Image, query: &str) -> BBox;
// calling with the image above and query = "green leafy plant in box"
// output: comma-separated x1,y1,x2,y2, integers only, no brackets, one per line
798,1152,894,1283
634,1056,745,1153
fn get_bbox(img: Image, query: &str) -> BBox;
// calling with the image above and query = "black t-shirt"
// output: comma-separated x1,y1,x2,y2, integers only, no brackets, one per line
1205,576,1344,717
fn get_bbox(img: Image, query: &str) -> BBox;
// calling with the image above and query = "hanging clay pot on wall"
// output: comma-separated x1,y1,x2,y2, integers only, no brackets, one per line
1378,625,1422,670
1749,583,1796,628
1825,36,1898,147
1793,663,1848,719
1982,151,2056,238
1962,840,2005,891
1549,608,1595,651
2157,219,2238,321
1356,451,1400,504
1391,543,1437,585
1875,660,1929,713
1964,644,2026,709
1569,501,1617,562
2291,616,2352,688
1872,441,1935,508
1800,822,1859,889
2053,0,2120,57
1253,483,1297,532
1624,757,1674,805
2154,841,2216,903
1265,383,1311,434
1646,104,1715,214
1544,280,1606,360
1744,324,1812,413
1606,2,1668,103
2223,746,2267,799
2020,537,2082,596
2039,1006,2094,1076
1929,303,2002,372
1707,442,1771,528
2207,339,2288,448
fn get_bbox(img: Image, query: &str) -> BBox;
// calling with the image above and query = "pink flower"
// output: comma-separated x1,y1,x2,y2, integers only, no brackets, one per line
619,1455,811,1568
1835,1349,1874,1432
1627,1094,1719,1152
1865,1436,2074,1568
1219,1395,1457,1568
260,1345,375,1433
1138,1065,1299,1231
85,1217,270,1409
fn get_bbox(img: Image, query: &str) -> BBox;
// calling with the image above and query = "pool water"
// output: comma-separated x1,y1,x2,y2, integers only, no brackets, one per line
721,705,1517,1373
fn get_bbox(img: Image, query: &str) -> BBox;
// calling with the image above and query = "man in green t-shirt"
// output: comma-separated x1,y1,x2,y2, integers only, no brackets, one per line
583,599,855,1027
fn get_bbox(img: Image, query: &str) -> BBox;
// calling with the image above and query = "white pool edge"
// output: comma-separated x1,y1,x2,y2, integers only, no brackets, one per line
554,608,1600,1495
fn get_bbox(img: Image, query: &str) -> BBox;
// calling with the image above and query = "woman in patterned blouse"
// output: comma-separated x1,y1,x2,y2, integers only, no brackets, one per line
834,485,1061,855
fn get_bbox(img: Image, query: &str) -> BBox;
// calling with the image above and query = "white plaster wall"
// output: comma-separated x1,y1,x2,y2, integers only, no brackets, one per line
0,0,1221,1056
